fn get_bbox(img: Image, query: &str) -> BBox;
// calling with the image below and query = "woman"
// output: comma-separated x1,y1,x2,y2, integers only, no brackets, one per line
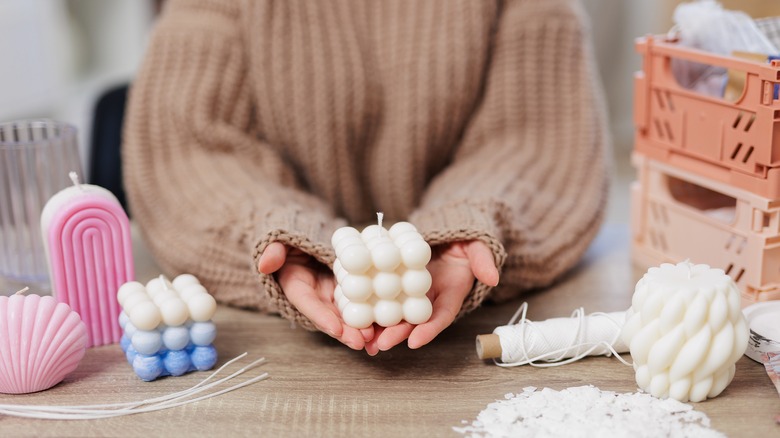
123,0,610,355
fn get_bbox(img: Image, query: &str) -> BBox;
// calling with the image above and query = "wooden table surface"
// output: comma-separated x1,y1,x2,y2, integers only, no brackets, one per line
0,224,777,437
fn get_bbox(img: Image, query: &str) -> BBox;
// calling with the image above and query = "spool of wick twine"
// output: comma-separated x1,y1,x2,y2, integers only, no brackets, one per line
476,333,504,360
475,303,629,367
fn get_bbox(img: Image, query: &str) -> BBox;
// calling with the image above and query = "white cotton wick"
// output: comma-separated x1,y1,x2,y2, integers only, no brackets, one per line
160,274,169,289
376,212,384,238
68,171,84,191
476,303,630,367
0,353,268,420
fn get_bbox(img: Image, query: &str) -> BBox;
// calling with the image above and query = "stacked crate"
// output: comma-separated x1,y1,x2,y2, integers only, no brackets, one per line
631,35,780,305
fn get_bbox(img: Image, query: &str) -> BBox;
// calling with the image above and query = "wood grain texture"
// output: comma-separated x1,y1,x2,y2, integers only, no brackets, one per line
0,225,777,437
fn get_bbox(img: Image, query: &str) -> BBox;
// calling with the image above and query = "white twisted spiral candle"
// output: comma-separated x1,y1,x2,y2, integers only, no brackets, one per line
620,262,749,402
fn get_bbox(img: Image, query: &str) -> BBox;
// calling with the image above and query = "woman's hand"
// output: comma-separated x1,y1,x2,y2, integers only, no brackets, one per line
364,240,499,355
258,243,374,350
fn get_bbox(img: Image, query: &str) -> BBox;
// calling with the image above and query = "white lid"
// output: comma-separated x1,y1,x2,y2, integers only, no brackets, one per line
743,301,780,363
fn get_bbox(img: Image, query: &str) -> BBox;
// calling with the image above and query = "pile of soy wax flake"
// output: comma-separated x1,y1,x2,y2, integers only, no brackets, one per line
453,385,724,438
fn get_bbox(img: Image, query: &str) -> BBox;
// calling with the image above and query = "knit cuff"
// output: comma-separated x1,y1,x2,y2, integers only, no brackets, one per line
250,206,339,331
253,202,509,330
410,201,508,318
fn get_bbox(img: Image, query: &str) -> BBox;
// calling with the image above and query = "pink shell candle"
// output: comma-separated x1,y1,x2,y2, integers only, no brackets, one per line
0,292,88,394
41,172,133,347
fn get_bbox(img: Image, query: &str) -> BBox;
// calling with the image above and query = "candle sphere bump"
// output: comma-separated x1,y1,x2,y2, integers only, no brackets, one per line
389,221,418,238
146,277,174,297
332,226,361,247
162,326,190,350
394,231,424,247
373,272,402,299
339,245,372,274
401,269,433,297
361,224,389,240
117,281,147,306
190,322,218,346
374,300,403,327
371,242,402,271
178,283,209,301
334,286,348,312
620,262,749,402
400,239,432,269
341,274,373,301
187,293,218,322
132,330,163,355
172,274,201,290
402,297,433,325
117,274,218,381
159,299,189,326
331,220,433,328
123,293,153,314
342,302,375,329
128,301,162,331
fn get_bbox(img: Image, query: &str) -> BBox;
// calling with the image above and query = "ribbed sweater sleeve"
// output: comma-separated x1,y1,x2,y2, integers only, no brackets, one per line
123,0,341,325
125,0,611,331
409,0,611,314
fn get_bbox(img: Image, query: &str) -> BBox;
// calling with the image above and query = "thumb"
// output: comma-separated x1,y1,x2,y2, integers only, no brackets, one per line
464,241,499,287
258,242,289,274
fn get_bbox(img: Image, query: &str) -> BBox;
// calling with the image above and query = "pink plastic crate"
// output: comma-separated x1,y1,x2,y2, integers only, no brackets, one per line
631,153,780,305
634,35,780,199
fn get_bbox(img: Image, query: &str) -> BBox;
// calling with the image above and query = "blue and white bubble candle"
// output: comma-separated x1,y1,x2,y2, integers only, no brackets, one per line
117,274,218,381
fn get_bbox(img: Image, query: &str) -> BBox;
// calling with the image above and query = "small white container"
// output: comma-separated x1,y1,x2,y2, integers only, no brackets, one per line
743,301,780,363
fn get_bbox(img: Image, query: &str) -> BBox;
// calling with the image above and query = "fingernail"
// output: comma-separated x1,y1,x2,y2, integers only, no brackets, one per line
318,325,338,338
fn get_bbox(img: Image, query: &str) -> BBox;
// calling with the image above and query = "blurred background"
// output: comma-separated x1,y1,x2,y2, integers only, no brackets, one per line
584,0,780,150
1,0,779,222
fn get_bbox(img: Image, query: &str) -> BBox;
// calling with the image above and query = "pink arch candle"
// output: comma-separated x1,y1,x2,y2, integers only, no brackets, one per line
41,173,134,347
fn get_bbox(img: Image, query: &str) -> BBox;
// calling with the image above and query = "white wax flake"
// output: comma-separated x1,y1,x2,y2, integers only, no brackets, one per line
453,385,724,438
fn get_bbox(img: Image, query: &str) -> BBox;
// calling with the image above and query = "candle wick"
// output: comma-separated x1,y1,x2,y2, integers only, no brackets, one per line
68,171,84,191
682,259,692,280
14,287,30,296
160,274,170,291
376,212,384,238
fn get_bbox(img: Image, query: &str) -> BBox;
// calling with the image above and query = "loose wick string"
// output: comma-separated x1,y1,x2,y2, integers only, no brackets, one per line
0,373,270,420
0,355,268,418
14,352,257,412
0,353,268,420
493,302,632,368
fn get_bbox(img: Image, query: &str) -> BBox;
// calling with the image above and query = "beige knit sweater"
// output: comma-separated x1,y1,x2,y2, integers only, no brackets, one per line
123,0,610,330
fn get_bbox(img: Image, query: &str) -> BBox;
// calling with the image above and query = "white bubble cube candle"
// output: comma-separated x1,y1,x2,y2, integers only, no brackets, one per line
116,274,218,381
332,216,433,329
